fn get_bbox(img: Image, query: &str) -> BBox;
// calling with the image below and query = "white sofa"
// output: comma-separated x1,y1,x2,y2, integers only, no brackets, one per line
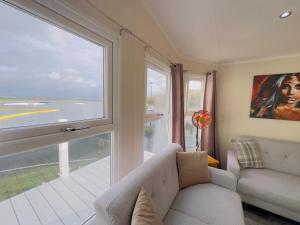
227,136,300,222
95,144,245,225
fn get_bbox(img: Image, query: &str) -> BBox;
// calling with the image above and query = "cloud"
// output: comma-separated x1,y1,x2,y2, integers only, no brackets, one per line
147,69,167,95
0,65,17,72
189,80,202,90
86,80,97,87
48,69,97,87
49,72,61,80
14,34,57,52
0,3,103,100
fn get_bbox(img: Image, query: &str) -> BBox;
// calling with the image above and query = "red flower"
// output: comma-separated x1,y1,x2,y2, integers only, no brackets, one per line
192,110,212,129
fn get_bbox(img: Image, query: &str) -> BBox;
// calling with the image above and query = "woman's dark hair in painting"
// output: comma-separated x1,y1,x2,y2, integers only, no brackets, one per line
250,73,300,118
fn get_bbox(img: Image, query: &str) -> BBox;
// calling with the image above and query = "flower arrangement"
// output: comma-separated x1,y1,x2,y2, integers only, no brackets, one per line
192,110,211,150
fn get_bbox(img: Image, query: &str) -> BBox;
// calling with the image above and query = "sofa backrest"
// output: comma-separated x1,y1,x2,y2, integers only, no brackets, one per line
94,144,181,225
241,136,300,177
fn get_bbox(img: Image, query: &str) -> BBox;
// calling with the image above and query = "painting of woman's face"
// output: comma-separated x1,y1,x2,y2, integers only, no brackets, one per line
250,73,300,121
280,75,300,104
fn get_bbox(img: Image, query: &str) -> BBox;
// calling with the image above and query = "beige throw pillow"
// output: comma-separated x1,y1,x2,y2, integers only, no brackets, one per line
131,187,164,225
176,151,210,189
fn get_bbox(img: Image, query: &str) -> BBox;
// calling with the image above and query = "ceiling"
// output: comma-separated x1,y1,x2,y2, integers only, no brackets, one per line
142,0,300,64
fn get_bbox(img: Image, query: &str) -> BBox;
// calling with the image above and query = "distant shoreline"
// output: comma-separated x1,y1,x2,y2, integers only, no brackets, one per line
0,97,102,102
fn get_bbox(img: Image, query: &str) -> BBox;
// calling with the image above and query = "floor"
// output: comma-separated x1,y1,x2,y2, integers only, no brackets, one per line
1,151,298,225
0,157,110,225
244,204,299,225
0,152,154,225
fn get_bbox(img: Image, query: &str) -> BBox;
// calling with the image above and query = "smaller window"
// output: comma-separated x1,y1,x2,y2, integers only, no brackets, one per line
145,68,168,115
184,75,206,150
186,80,203,111
144,65,171,158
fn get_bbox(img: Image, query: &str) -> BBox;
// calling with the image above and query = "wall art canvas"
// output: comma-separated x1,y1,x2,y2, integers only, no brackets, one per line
250,73,300,121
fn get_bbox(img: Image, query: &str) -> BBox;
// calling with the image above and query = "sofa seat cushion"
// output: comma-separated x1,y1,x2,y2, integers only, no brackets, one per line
169,183,245,225
238,169,300,213
164,209,208,225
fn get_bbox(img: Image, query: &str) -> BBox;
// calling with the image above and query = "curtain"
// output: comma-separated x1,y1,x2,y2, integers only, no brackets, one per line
171,64,185,150
201,71,219,160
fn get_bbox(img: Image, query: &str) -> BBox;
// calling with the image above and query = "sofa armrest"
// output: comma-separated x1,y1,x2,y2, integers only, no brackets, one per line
227,150,240,179
209,167,237,192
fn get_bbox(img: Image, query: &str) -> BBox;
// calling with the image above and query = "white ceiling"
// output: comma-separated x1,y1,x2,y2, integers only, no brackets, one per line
142,0,300,64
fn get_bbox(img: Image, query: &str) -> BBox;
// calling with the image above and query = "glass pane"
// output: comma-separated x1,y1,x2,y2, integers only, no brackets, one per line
0,2,104,129
0,133,111,202
144,119,168,158
146,68,167,114
187,80,202,111
184,116,201,150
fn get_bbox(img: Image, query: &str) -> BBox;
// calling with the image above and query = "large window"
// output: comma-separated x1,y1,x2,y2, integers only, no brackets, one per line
0,1,113,143
0,2,111,131
144,63,171,158
0,1,115,220
184,74,206,150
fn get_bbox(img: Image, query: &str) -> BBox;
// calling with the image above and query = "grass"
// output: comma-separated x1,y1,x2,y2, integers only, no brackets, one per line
0,160,94,202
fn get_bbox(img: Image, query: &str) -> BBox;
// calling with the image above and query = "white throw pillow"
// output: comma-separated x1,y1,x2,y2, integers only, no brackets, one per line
232,138,264,169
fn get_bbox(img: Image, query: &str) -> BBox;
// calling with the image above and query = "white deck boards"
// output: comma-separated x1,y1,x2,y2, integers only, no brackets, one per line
39,183,82,225
0,200,20,225
25,188,64,225
0,151,154,225
11,193,41,225
61,178,96,208
0,157,111,225
144,151,154,161
49,179,94,221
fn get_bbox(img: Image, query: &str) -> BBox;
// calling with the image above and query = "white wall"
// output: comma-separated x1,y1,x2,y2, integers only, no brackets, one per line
217,56,300,167
117,33,146,178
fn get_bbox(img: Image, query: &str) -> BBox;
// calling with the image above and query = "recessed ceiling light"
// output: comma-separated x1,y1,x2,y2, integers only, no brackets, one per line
279,11,292,19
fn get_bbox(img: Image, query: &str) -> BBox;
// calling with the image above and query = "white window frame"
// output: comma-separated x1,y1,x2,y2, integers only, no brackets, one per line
0,0,119,181
144,55,172,146
183,73,206,150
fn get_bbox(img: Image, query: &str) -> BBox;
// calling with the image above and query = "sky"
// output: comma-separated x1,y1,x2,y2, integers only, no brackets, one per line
147,68,166,97
189,80,202,90
0,2,104,100
146,69,202,97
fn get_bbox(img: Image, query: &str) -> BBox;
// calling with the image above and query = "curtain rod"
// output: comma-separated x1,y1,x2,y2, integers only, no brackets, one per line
183,70,206,74
85,2,175,66
119,28,174,66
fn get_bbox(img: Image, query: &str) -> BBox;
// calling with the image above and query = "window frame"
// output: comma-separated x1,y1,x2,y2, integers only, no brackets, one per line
183,73,206,150
0,0,114,144
144,55,172,149
0,1,120,185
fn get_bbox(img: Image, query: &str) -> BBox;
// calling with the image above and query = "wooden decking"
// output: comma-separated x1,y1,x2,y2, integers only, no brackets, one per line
0,151,154,225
